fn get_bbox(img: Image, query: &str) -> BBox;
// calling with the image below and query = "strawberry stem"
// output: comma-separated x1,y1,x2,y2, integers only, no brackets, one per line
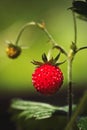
15,21,36,45
43,28,67,56
67,0,77,120
72,4,77,45
68,58,73,120
76,46,87,53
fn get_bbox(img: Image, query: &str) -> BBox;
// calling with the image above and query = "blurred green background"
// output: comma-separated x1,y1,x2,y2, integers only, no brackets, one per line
0,0,87,96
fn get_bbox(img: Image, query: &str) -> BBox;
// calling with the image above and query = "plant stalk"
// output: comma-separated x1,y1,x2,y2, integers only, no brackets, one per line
68,58,73,120
15,21,36,45
72,10,77,44
67,0,77,120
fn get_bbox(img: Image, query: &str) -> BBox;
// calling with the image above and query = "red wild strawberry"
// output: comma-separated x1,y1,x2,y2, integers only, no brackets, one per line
32,53,65,95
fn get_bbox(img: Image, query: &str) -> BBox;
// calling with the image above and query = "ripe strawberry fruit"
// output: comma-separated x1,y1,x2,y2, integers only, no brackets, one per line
32,53,64,95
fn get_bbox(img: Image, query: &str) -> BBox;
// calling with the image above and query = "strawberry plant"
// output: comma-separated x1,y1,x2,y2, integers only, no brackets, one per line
5,0,87,130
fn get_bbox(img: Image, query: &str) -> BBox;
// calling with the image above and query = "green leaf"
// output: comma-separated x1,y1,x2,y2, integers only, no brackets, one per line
77,117,87,130
10,99,76,120
65,91,87,130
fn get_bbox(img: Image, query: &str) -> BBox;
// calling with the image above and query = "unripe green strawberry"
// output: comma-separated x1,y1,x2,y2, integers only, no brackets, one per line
32,53,64,95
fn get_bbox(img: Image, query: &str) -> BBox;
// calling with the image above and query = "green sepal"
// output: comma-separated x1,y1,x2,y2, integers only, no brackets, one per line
42,53,48,62
31,60,43,66
54,52,61,64
55,60,66,66
31,52,66,67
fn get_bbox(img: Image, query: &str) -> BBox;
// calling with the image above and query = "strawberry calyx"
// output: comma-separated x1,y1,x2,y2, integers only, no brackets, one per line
31,53,66,67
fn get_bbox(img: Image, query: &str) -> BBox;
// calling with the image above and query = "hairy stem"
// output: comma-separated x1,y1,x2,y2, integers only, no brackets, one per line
41,27,67,59
67,0,77,120
15,21,36,45
68,58,73,120
72,6,77,44
14,21,67,60
42,27,57,46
